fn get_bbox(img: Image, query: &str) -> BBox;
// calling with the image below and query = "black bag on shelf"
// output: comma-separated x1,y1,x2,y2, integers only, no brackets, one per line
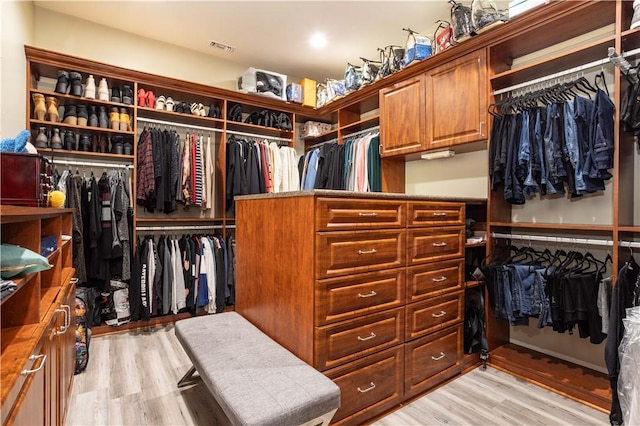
227,104,243,122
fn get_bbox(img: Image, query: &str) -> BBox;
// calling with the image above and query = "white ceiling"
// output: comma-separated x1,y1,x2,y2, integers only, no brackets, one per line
33,1,507,82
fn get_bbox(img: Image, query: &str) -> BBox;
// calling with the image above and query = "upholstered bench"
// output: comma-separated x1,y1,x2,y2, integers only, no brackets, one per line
175,312,341,426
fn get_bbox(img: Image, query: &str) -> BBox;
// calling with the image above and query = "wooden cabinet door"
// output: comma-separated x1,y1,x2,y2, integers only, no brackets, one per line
59,281,76,424
5,341,46,426
425,49,487,150
45,309,63,426
379,75,426,157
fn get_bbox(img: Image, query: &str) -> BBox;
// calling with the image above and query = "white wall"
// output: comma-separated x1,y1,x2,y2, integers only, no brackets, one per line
33,7,246,90
1,0,35,138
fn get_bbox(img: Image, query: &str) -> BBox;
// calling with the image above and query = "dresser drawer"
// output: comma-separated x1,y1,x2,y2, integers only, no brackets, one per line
316,198,406,231
324,345,404,424
316,230,405,279
315,308,404,370
315,269,405,326
405,291,464,341
407,259,464,303
407,227,464,266
407,201,464,227
404,324,462,398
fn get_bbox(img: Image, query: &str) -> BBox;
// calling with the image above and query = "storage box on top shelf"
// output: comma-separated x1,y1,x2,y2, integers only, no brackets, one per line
299,78,317,107
237,67,287,101
286,83,303,104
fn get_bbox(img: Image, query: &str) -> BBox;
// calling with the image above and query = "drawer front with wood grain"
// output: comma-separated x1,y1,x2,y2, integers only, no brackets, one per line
316,198,406,231
316,230,405,279
315,269,405,326
315,308,404,370
325,346,404,425
407,201,464,227
407,227,464,266
404,324,462,398
406,259,464,303
405,291,464,341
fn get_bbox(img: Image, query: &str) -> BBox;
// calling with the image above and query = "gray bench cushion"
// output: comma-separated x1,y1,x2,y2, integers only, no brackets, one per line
175,312,340,426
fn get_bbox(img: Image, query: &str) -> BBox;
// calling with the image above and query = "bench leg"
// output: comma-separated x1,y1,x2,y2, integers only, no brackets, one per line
177,366,198,388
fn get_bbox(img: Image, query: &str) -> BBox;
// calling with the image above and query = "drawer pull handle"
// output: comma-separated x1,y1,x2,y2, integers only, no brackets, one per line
432,276,448,282
357,382,376,393
431,352,446,361
22,354,47,375
358,249,377,255
431,310,447,318
358,291,377,298
432,242,448,247
357,332,377,341
358,212,378,217
432,212,447,217
70,277,79,284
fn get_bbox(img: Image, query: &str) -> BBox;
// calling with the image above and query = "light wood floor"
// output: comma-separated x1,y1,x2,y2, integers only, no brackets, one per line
65,324,609,426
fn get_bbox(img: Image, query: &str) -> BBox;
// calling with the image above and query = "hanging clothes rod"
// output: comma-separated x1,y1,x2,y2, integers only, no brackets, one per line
137,117,223,133
226,129,292,143
493,57,613,96
136,224,235,232
342,125,380,140
308,137,339,150
491,232,614,247
48,158,133,169
622,46,640,58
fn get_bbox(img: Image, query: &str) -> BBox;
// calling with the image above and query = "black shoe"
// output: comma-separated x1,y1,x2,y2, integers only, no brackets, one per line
64,131,76,150
98,106,108,128
175,102,184,113
208,103,221,118
69,71,83,97
111,87,121,103
62,104,77,125
123,139,133,155
76,104,88,126
79,135,91,151
111,136,124,154
54,70,70,94
88,106,98,127
121,85,133,105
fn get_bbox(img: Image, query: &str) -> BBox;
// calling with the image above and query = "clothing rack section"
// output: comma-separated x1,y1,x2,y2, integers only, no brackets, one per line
136,224,233,231
492,232,640,249
342,125,380,141
493,57,614,95
225,129,292,144
137,116,223,134
48,158,134,169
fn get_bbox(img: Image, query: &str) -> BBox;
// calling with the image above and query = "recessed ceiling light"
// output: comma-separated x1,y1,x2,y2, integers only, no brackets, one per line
309,32,327,49
209,40,235,53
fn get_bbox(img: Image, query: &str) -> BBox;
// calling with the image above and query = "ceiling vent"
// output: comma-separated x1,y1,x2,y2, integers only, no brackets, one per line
209,41,235,53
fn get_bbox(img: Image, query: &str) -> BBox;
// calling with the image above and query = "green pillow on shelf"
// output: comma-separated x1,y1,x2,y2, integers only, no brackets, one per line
0,243,52,279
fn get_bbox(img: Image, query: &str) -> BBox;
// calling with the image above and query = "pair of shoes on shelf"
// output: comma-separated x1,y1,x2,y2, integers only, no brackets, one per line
91,135,109,153
64,130,77,150
208,103,221,119
190,102,206,116
109,107,131,131
62,104,89,126
110,85,134,105
55,70,83,96
38,96,60,122
137,88,156,108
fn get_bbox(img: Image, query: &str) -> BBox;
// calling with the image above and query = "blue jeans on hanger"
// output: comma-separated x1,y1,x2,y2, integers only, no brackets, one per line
544,103,566,194
574,96,604,193
563,99,587,195
590,88,615,180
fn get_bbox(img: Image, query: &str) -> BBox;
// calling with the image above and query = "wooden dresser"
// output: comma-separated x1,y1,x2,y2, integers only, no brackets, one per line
236,191,470,425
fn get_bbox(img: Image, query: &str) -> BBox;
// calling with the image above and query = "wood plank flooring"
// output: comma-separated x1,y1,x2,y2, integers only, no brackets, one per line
65,324,609,426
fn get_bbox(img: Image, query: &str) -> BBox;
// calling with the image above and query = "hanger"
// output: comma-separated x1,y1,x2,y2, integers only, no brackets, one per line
594,71,609,96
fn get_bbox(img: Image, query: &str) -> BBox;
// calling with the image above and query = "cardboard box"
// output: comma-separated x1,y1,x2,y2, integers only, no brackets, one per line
299,78,317,107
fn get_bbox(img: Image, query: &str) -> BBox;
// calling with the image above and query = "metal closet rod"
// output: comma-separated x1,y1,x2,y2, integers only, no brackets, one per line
136,224,235,232
137,117,223,133
226,129,292,143
491,232,640,249
342,125,380,140
48,158,133,169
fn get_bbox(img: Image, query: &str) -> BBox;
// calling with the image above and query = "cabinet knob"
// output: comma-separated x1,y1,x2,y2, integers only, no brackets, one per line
357,382,376,393
357,332,377,341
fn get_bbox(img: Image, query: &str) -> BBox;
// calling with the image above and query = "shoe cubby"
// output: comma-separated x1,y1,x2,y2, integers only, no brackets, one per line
136,82,225,122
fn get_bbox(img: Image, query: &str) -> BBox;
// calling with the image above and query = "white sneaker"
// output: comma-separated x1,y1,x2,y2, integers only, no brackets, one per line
84,74,96,99
98,78,109,101
165,97,175,112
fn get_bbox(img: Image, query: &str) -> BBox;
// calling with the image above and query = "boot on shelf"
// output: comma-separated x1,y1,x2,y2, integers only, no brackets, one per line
84,74,96,99
111,136,124,155
88,105,98,127
46,97,60,122
98,78,109,101
69,72,83,97
91,135,99,152
123,138,133,155
98,106,109,129
111,87,121,103
79,135,91,151
64,130,76,151
32,93,46,120
34,127,49,148
76,105,88,126
50,128,62,149
63,104,78,125
99,135,109,153
54,70,70,94
109,106,120,130
119,108,131,132
122,85,133,105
